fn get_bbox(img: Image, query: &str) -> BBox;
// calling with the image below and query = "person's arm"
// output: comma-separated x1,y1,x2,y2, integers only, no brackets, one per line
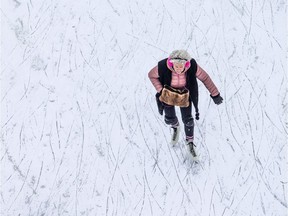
148,66,163,93
196,65,219,96
148,66,164,115
196,65,223,104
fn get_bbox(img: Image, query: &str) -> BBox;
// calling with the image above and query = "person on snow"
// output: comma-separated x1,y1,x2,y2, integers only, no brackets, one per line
148,50,223,159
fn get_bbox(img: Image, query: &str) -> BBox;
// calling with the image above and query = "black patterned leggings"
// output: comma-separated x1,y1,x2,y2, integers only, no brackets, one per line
163,101,194,140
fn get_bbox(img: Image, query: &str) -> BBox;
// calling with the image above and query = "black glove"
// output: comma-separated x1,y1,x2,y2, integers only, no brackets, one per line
155,92,164,115
211,94,223,105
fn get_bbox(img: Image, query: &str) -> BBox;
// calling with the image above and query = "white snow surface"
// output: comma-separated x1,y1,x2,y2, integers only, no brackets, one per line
1,0,287,215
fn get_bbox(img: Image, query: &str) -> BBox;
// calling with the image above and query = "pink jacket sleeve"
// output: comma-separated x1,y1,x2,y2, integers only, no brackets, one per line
196,65,219,96
148,66,163,93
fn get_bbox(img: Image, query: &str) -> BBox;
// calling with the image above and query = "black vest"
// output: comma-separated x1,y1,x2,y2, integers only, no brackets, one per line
158,58,199,116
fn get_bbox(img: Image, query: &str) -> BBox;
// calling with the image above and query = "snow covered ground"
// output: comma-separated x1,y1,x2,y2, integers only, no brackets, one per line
1,0,287,215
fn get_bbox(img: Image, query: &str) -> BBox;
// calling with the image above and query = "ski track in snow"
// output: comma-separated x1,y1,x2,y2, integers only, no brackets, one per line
1,0,287,215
